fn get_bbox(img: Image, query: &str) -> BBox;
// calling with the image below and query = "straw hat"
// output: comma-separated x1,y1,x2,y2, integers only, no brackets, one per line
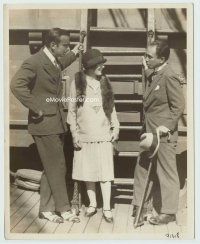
139,129,160,158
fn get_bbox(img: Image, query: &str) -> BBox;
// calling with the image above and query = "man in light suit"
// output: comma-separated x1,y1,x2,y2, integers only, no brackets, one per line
11,28,83,223
133,40,185,226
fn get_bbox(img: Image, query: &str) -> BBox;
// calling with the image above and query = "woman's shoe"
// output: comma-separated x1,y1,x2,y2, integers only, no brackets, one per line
102,209,113,223
39,211,64,223
85,206,97,217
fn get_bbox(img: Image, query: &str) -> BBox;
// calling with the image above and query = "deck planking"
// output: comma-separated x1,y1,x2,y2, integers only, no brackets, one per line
10,186,25,205
113,203,130,233
98,207,117,233
10,191,40,230
10,190,35,216
39,220,59,234
9,186,186,236
12,201,40,233
68,206,90,234
25,216,48,233
126,203,141,233
84,208,103,233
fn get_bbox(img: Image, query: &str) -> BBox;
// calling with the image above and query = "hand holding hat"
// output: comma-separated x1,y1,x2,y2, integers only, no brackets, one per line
157,125,170,136
139,126,170,158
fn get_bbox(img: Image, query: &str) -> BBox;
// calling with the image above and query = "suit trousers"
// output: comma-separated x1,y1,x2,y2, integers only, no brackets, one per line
133,142,180,214
33,134,70,213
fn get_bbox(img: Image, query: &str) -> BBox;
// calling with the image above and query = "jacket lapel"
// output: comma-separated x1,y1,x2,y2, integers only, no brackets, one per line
143,64,168,101
38,49,61,83
143,73,162,101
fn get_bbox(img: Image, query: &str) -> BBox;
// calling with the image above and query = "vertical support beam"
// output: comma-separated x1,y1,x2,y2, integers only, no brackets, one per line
80,9,90,50
71,9,91,215
142,8,155,96
147,8,155,45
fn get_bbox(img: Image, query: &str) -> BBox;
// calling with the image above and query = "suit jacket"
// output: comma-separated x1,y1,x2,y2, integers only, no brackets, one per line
142,64,185,142
10,48,76,135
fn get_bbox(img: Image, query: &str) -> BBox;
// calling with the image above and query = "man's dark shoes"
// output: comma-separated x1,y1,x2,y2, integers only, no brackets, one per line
85,206,97,217
133,206,147,228
149,214,176,225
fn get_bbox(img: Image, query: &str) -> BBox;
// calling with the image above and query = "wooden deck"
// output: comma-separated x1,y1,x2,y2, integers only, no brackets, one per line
8,184,188,239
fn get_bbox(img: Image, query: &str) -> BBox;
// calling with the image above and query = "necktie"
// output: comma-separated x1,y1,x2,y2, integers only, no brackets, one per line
54,59,61,71
153,69,157,75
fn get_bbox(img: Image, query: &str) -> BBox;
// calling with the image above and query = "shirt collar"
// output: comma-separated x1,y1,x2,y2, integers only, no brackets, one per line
43,46,56,65
155,62,168,73
86,75,100,90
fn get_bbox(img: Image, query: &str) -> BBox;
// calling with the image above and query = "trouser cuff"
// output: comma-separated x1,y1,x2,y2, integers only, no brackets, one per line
56,204,71,213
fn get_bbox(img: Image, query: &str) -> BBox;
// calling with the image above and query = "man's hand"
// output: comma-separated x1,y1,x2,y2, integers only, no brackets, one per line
72,43,84,56
32,110,44,120
158,125,170,136
142,56,148,70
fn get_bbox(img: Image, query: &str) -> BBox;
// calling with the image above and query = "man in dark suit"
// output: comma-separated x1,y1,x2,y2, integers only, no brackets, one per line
10,28,83,223
133,40,185,225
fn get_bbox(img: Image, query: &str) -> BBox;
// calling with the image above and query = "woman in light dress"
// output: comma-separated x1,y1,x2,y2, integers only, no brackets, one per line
67,49,119,222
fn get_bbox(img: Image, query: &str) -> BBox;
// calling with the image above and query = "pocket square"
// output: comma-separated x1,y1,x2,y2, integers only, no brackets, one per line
154,85,160,91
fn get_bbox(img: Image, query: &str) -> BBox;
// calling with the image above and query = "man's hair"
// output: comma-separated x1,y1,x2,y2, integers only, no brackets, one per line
44,28,69,47
150,40,170,61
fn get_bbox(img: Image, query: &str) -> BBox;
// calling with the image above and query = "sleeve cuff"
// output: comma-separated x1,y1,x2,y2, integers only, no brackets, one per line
71,49,78,57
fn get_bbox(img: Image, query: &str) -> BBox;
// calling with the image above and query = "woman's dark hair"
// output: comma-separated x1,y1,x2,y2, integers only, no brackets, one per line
44,28,69,47
151,40,170,61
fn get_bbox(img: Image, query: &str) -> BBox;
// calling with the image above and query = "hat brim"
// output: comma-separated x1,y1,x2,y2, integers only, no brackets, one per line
84,57,107,69
139,132,159,158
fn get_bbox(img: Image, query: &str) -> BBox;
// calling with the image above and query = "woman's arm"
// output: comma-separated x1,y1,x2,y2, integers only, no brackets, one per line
110,106,120,142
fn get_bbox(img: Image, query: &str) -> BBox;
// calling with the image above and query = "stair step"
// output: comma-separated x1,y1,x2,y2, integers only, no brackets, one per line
107,74,142,79
120,125,142,130
117,151,139,157
96,46,145,53
101,50,145,56
114,178,134,185
112,82,136,95
90,27,185,35
156,29,186,34
117,112,140,123
114,195,133,200
115,100,143,104
10,120,27,126
70,41,78,46
90,27,146,33
119,125,187,133
115,188,133,193
179,126,187,132
105,61,141,66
